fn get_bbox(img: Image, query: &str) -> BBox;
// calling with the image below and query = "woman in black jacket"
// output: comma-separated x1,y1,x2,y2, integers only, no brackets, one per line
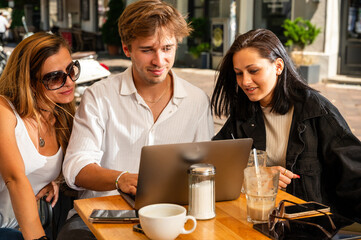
212,29,361,221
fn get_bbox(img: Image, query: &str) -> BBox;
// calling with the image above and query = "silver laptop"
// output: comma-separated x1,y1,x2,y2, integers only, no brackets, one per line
119,138,253,210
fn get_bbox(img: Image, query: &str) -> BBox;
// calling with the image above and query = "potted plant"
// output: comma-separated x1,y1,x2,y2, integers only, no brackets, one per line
187,17,211,69
188,42,210,69
282,17,321,83
189,42,210,59
101,0,124,55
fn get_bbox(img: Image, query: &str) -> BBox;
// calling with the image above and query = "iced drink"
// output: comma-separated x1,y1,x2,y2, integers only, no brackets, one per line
244,167,279,223
246,194,277,222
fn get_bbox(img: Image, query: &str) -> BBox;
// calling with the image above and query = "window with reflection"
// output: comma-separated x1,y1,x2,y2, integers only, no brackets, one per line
348,0,361,39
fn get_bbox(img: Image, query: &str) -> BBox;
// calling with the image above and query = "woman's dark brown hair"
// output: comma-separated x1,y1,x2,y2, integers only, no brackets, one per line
211,29,314,120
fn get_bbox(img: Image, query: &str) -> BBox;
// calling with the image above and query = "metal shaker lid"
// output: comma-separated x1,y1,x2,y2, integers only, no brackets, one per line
188,163,216,175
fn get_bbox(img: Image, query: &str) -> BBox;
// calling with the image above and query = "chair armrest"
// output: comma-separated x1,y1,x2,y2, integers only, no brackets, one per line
38,197,53,229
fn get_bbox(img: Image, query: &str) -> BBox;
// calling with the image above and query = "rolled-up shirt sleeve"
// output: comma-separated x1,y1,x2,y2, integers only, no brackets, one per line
63,87,105,190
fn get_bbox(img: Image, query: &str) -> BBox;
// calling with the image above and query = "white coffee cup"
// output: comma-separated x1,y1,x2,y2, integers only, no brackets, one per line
138,203,197,240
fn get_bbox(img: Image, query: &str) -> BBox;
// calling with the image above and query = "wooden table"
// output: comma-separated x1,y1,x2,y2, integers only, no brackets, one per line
74,191,304,240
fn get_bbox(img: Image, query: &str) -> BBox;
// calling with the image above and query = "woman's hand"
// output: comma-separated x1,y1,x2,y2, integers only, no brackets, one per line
35,181,59,207
271,166,300,189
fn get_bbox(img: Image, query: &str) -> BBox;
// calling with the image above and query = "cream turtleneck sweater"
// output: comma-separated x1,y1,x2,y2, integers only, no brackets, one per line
261,106,294,167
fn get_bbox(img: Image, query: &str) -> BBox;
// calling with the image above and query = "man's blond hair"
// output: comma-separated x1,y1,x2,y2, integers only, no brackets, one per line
118,0,192,49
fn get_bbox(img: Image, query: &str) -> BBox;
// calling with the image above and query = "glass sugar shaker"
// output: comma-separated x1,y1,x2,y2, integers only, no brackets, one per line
188,163,216,220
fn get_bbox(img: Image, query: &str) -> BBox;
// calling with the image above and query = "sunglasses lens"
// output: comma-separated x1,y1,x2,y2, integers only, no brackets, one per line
274,221,286,239
42,61,81,90
42,72,67,90
69,61,80,81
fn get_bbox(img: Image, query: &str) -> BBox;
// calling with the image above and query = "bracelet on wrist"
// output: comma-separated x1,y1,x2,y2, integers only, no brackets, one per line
115,171,128,190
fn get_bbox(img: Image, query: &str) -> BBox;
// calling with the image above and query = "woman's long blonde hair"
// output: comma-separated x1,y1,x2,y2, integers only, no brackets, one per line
0,32,75,152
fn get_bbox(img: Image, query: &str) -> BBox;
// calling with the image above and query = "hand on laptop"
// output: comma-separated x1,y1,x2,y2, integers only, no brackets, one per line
118,172,138,195
271,166,300,189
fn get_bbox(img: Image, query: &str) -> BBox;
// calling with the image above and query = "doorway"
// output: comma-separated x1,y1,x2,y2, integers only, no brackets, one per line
339,0,361,76
253,0,292,44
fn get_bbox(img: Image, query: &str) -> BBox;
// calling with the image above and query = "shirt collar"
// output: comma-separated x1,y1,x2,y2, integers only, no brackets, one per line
119,67,137,96
170,70,187,104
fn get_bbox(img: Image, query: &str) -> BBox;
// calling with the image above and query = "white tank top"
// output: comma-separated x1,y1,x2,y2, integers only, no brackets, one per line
0,99,63,228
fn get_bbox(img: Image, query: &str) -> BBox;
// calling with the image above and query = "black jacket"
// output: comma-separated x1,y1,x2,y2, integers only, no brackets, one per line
213,90,361,221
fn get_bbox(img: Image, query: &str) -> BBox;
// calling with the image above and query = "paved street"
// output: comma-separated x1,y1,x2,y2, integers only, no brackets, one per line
97,54,361,140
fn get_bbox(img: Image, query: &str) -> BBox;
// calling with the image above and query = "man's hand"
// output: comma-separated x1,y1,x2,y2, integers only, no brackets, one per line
118,173,138,195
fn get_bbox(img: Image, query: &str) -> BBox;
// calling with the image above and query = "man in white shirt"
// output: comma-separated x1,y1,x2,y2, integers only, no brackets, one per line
58,0,214,239
0,12,9,46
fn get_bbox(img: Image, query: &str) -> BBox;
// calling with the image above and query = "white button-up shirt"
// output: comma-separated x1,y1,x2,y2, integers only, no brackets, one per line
0,15,9,33
63,67,214,199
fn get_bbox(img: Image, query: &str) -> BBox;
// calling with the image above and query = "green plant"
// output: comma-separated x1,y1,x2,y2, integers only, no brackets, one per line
189,42,210,59
189,17,209,44
10,8,24,28
282,17,321,51
101,0,124,46
187,17,210,59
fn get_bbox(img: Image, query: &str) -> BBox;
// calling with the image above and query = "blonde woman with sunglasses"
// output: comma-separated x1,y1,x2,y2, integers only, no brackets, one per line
0,32,78,240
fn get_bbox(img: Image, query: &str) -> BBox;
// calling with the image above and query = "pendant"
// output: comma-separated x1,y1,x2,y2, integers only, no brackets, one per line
39,137,45,147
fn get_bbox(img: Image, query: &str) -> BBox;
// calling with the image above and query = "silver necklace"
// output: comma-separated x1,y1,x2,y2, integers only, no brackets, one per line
39,136,45,147
38,107,50,148
38,124,45,148
143,81,170,104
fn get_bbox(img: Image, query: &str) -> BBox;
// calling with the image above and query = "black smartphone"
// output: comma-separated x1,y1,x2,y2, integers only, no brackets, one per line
133,223,144,234
284,202,330,218
88,209,139,223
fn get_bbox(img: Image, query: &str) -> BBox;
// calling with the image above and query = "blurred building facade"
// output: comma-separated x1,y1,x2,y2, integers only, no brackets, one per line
34,0,360,80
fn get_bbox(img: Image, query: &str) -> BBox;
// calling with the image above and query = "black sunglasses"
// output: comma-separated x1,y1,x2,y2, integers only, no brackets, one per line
268,200,336,239
41,60,81,90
